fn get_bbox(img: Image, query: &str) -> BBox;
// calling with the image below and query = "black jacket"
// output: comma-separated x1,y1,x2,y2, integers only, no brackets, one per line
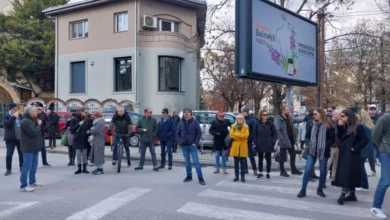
20,113,42,153
70,114,91,150
253,119,277,153
305,121,335,158
47,112,59,133
209,118,231,151
3,113,23,142
109,111,132,135
37,112,48,136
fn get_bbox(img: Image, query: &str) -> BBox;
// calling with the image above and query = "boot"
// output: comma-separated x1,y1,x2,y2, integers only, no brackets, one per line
83,164,89,174
241,175,246,182
213,168,220,174
344,192,357,201
291,167,303,175
71,149,76,166
337,193,346,205
279,162,289,177
67,147,72,166
74,164,82,174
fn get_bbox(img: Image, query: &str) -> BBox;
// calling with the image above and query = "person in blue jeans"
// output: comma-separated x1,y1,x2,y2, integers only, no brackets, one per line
37,106,51,167
157,108,175,170
371,113,390,219
176,108,205,185
209,111,231,174
20,106,44,192
297,108,335,198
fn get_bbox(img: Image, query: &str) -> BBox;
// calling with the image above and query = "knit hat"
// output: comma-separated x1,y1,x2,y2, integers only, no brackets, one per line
183,108,192,115
162,108,169,114
9,103,18,110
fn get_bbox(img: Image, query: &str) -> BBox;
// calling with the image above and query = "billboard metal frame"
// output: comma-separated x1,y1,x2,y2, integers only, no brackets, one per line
235,0,319,86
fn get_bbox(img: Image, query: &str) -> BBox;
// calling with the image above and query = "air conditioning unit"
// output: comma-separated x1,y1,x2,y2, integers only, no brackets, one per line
142,15,157,29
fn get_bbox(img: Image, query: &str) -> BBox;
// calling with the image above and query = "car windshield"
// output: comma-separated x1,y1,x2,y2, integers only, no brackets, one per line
128,113,141,124
104,115,113,123
64,115,70,121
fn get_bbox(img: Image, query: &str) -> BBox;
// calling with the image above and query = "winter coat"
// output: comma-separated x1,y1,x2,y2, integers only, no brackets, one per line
253,120,277,153
372,113,390,153
158,117,175,142
47,112,59,133
209,118,231,151
37,112,48,136
20,113,42,153
361,125,374,159
137,116,158,144
335,124,369,189
229,124,249,158
274,115,296,149
70,114,91,150
304,121,335,158
108,111,133,135
2,113,22,142
176,118,202,146
245,116,255,143
90,118,105,165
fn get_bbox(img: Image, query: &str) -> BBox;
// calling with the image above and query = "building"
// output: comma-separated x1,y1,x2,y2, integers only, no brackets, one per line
0,0,12,14
42,0,206,113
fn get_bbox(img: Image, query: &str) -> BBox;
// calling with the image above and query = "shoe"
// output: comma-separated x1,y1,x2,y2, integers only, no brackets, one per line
199,178,206,185
323,184,327,189
280,171,290,177
344,193,357,201
356,187,368,191
257,173,264,179
376,161,381,166
233,177,239,182
112,161,117,166
91,169,99,175
30,182,44,187
368,171,376,177
74,164,82,174
4,170,11,176
183,176,193,183
222,169,228,174
134,166,143,170
89,163,94,167
266,174,271,181
337,193,346,205
43,163,52,168
291,169,303,175
370,207,388,219
67,162,72,166
253,170,259,176
20,187,34,192
245,170,249,174
317,189,326,198
168,166,172,170
153,167,159,171
127,161,131,167
241,177,246,182
93,169,104,175
331,181,339,187
83,164,89,174
297,189,306,198
213,168,220,174
157,165,165,169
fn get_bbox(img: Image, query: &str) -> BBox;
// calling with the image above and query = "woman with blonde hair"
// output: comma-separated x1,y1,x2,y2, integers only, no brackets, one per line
90,111,106,175
230,114,249,182
358,109,375,190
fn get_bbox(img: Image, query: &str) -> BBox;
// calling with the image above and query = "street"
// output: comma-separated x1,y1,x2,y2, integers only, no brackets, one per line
0,143,387,220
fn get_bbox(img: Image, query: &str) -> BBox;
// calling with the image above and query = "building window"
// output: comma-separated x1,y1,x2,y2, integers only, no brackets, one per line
158,19,179,32
70,61,86,93
159,57,181,91
115,12,128,32
115,57,132,91
70,20,88,39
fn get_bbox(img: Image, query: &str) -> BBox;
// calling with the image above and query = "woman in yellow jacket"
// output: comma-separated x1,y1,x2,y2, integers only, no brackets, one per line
230,114,249,182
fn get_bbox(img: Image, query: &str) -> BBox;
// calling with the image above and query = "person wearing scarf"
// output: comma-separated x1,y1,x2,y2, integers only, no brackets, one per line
229,114,249,182
298,108,335,198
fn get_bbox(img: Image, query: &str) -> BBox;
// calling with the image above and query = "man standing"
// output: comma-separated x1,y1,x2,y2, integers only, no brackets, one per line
37,106,51,167
3,103,23,176
328,110,341,185
135,108,159,171
369,105,381,124
157,108,175,170
47,108,59,149
275,106,304,177
108,107,132,167
176,108,205,185
171,109,181,153
369,104,381,176
209,111,231,174
370,113,390,219
20,106,43,192
241,108,258,176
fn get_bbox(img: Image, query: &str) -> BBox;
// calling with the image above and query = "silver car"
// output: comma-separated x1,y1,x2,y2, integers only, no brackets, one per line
179,110,236,147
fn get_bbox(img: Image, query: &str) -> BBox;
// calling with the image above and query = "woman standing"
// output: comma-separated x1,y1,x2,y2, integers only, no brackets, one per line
335,109,368,205
358,110,375,190
70,108,91,174
90,111,106,175
65,113,76,166
229,114,249,182
297,108,335,198
253,110,277,181
47,109,59,149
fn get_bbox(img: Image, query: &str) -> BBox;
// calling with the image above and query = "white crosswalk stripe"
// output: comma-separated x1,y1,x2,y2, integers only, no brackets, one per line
0,202,39,219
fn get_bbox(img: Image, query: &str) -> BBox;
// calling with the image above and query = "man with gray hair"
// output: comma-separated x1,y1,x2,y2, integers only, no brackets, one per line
20,106,43,192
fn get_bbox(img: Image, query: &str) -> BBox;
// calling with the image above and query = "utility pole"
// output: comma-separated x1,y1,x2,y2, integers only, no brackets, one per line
317,8,325,108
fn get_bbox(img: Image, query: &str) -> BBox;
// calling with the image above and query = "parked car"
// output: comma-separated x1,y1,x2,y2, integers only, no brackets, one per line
178,110,237,147
45,111,71,137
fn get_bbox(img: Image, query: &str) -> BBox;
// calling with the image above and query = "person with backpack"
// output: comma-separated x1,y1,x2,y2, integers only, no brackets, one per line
253,110,277,181
209,111,231,175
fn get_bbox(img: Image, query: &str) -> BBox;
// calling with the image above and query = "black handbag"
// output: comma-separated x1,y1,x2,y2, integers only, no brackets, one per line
274,142,287,163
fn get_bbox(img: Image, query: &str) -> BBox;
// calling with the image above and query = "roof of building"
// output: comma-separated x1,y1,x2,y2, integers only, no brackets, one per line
8,83,35,91
43,0,207,42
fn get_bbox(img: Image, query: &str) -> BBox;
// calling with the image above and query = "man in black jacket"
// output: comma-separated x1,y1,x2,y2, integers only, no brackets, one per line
241,108,258,176
171,109,180,153
36,106,51,167
3,103,23,176
20,106,43,192
209,112,231,174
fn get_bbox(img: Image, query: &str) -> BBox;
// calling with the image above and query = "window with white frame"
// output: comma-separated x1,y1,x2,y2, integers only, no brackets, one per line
159,57,181,91
115,12,128,32
70,20,88,39
158,19,179,32
114,57,132,91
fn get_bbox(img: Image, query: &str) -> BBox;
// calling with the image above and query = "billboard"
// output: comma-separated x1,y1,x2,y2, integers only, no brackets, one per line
235,0,318,86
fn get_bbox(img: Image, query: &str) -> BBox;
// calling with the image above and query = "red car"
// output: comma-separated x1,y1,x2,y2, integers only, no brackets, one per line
45,111,71,137
102,112,159,147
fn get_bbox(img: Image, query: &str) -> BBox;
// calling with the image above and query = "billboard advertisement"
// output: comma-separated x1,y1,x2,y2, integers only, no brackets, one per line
235,0,318,86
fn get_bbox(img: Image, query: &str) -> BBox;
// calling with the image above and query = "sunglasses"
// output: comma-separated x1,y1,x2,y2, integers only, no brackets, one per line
148,111,152,114
38,109,43,111
262,114,268,116
313,113,318,116
341,115,347,118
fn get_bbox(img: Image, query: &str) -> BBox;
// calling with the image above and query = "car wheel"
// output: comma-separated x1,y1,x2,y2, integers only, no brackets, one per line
129,135,139,147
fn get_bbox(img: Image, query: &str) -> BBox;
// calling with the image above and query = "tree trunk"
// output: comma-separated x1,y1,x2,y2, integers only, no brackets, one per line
271,83,284,115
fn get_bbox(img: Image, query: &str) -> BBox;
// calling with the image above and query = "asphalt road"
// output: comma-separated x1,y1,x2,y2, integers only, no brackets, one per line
0,146,388,220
